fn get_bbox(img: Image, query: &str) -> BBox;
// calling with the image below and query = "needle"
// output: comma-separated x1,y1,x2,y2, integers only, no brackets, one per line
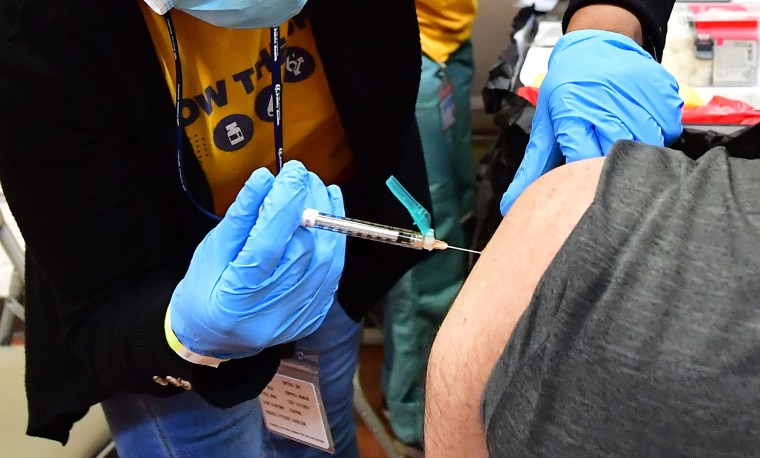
436,242,481,255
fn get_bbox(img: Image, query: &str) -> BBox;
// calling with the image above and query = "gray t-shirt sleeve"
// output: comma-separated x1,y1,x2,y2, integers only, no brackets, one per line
483,142,760,457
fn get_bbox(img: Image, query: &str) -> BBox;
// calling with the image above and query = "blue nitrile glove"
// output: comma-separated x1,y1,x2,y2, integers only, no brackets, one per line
168,160,346,360
500,29,684,215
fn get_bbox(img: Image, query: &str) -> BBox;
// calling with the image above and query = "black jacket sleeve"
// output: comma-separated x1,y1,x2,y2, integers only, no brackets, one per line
562,0,676,60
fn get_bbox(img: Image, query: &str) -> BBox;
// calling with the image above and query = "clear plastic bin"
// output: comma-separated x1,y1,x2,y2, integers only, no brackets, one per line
663,1,760,88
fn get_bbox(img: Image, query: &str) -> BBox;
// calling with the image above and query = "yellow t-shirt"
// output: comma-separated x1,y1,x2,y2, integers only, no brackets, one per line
140,5,354,215
416,0,478,63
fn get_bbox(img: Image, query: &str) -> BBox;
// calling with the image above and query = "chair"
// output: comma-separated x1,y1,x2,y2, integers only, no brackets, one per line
0,197,23,346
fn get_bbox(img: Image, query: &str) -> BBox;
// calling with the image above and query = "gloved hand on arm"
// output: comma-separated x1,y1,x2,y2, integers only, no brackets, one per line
500,29,684,215
167,160,346,365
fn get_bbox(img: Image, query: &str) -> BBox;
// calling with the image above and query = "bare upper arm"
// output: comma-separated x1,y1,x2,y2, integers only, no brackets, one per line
424,157,605,457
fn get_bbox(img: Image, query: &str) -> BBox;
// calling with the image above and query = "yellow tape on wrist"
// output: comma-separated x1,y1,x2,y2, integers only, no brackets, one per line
164,305,229,368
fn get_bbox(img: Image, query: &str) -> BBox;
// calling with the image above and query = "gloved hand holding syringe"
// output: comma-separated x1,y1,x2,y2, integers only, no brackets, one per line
301,176,481,255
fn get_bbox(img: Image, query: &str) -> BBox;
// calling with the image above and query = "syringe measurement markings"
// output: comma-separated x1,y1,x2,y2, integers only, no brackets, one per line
312,223,420,247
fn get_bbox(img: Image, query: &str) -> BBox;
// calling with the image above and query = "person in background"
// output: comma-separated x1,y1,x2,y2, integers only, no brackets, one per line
0,0,430,457
380,0,477,455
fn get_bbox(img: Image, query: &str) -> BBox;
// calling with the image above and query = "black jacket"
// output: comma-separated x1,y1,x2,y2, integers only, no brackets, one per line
0,0,429,443
566,0,676,60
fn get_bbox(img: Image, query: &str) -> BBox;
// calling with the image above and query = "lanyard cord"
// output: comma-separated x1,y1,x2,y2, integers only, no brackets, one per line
270,25,284,173
164,12,284,221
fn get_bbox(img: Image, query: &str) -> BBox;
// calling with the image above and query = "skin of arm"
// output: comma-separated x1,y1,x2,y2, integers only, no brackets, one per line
566,4,643,44
424,158,604,457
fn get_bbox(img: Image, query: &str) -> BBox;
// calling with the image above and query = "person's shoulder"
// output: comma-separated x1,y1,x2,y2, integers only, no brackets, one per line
481,157,604,309
503,157,604,245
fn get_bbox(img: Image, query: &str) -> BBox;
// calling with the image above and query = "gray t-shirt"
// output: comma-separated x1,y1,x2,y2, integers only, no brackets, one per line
483,142,760,457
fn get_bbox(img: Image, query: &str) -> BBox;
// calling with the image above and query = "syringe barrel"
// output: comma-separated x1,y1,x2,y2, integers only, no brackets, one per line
301,209,425,250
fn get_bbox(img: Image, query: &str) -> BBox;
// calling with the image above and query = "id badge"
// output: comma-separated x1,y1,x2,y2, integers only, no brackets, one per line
439,70,456,131
259,345,335,454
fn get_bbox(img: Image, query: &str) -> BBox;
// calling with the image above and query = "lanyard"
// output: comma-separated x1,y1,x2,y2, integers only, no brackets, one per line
164,12,284,221
270,25,284,173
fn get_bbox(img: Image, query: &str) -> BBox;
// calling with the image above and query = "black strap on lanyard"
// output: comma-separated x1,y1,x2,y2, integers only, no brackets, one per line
164,12,284,220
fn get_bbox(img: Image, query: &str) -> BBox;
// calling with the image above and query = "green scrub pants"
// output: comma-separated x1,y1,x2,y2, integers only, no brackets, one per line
381,40,475,446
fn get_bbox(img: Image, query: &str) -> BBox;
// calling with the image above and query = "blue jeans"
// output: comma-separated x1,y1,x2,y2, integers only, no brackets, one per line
102,302,362,458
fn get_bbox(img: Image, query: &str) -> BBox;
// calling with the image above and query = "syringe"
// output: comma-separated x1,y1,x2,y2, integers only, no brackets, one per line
301,208,481,254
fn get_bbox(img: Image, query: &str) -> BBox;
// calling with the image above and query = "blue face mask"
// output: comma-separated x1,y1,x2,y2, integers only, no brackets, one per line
143,0,307,29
